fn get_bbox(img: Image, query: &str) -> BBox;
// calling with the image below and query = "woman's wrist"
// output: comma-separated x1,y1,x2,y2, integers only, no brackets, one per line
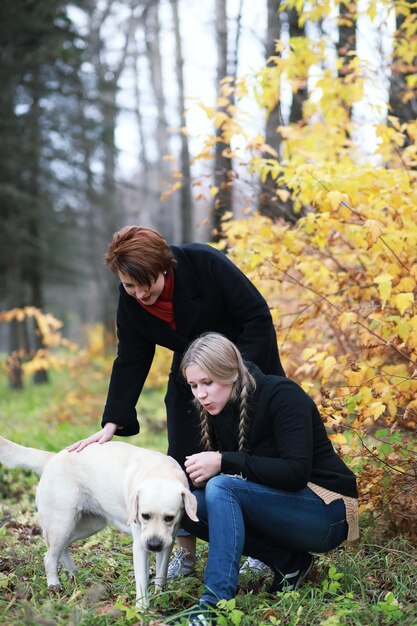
104,422,119,435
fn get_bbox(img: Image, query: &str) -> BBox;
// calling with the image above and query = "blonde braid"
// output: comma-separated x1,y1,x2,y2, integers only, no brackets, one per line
237,369,253,452
198,404,214,451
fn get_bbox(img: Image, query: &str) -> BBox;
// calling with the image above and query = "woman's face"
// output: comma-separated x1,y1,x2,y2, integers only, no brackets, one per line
118,270,165,306
185,364,234,415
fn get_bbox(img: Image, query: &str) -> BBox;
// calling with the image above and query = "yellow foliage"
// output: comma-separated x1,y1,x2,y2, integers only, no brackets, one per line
176,0,417,523
329,433,347,446
0,307,80,381
221,168,417,435
85,323,107,358
394,292,414,315
144,346,171,389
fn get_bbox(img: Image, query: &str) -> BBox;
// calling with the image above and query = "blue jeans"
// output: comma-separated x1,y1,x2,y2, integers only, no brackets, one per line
182,474,348,605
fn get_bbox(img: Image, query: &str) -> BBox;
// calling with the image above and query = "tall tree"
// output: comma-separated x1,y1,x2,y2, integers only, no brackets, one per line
337,0,356,73
0,0,92,385
86,0,135,338
336,0,356,130
212,0,241,240
288,7,307,125
389,1,417,144
259,2,302,221
170,0,193,243
259,0,283,219
144,0,175,242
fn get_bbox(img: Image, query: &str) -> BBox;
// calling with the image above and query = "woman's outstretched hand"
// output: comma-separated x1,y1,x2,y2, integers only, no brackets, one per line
66,422,119,453
185,451,222,487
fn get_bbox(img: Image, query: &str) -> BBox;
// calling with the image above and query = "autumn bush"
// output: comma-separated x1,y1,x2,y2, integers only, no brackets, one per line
220,176,417,537
179,1,417,542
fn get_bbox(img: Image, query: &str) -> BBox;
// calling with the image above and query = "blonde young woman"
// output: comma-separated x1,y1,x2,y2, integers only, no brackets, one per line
168,332,358,626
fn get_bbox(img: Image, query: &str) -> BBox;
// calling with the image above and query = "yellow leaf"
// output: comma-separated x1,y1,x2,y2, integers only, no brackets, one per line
327,190,344,211
374,273,393,308
210,186,219,197
322,356,337,380
364,402,386,420
198,103,215,119
397,277,415,292
329,433,347,445
250,254,261,269
374,272,393,285
396,320,411,341
394,292,414,315
259,244,274,258
302,348,317,361
387,115,401,130
276,188,291,202
364,219,382,248
220,211,234,222
215,111,229,128
338,311,357,331
217,96,231,108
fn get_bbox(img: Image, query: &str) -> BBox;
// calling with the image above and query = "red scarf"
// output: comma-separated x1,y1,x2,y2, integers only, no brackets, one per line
137,271,176,329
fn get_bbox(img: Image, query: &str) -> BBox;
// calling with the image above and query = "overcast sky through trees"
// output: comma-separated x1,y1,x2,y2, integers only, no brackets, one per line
85,0,396,178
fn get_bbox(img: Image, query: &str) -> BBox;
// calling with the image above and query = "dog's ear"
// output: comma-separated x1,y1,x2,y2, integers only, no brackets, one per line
182,489,198,522
127,493,140,525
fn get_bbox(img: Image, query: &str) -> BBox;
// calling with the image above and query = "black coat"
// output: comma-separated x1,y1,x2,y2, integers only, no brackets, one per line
102,243,284,465
217,365,358,498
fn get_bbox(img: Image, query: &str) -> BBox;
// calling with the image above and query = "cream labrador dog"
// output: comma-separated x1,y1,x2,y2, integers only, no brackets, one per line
0,436,198,608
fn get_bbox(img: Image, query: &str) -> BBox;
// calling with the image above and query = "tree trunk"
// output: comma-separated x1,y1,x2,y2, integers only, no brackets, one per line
6,212,26,389
27,77,48,384
259,2,300,222
389,2,416,142
288,7,307,124
337,0,356,124
100,78,123,339
170,0,193,243
145,1,175,242
87,0,134,341
212,0,233,241
259,0,283,219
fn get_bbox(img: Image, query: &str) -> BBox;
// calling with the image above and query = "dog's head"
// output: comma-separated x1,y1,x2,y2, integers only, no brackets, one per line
127,478,198,552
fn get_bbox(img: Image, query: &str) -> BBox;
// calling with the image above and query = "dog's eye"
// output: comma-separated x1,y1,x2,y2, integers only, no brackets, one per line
141,513,151,520
164,515,175,523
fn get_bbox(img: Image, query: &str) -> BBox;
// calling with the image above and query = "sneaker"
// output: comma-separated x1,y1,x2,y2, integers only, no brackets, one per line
167,601,215,625
167,547,195,579
239,556,271,576
269,553,314,593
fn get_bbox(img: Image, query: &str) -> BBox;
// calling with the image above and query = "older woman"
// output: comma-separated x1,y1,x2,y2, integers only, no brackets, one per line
168,332,358,626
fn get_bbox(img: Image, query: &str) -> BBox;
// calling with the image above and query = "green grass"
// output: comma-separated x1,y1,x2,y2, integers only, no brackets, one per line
0,359,416,625
0,360,168,451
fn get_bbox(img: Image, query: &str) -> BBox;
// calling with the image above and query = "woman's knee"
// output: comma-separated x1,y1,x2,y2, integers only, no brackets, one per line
205,474,244,502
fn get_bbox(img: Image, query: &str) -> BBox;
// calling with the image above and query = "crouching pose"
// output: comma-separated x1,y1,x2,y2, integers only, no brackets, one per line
168,332,358,626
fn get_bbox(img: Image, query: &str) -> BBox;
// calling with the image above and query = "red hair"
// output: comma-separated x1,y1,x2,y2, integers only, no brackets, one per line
105,226,176,287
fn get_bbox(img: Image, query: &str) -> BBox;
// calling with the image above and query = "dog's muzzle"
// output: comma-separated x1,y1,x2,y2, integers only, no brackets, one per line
146,536,164,552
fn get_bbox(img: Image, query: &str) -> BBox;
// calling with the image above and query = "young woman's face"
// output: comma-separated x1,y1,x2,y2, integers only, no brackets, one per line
185,364,234,415
118,270,165,306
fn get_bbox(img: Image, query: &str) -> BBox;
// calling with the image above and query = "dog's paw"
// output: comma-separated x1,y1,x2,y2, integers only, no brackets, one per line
48,584,63,594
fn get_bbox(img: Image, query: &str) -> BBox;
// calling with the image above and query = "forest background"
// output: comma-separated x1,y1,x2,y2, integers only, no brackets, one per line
0,0,416,624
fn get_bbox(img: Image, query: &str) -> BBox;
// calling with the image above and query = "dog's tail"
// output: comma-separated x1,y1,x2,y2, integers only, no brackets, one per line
0,436,55,475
